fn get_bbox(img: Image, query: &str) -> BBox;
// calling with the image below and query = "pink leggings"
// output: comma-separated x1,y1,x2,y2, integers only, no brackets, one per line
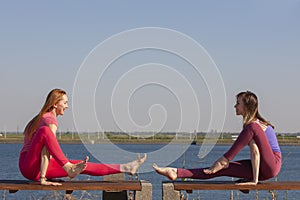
19,126,121,181
178,123,282,181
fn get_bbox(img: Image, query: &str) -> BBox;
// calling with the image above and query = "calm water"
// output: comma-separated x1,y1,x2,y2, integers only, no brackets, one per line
0,143,299,200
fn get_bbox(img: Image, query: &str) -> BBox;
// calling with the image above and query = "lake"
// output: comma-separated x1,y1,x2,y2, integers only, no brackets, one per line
0,143,299,199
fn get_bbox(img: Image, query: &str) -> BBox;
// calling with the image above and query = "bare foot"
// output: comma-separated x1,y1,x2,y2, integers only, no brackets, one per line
153,163,177,180
203,156,229,174
121,154,147,175
63,156,89,178
203,161,224,174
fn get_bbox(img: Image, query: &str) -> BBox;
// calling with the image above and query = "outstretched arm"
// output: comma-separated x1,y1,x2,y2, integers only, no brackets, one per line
40,124,62,186
40,147,62,186
250,140,260,184
236,139,260,185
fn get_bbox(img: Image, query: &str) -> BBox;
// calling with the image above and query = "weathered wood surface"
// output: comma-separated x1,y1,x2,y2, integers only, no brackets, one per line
171,181,300,191
0,180,141,192
162,181,300,200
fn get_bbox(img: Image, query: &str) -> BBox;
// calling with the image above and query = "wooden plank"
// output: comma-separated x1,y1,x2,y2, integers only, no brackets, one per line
0,180,142,192
172,181,300,191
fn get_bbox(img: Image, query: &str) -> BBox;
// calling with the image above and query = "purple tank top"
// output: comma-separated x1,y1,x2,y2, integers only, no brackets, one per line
265,126,281,153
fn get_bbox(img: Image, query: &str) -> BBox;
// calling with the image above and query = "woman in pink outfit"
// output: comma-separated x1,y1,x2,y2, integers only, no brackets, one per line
153,91,281,186
19,89,146,186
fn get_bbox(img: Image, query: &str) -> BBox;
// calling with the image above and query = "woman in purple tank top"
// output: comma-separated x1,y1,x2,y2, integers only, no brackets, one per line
153,91,281,186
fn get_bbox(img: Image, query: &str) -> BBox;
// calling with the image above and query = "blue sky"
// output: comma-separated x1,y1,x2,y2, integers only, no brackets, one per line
0,1,299,133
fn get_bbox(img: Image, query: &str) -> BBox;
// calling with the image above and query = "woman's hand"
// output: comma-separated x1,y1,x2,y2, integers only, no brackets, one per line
235,181,258,186
40,177,62,186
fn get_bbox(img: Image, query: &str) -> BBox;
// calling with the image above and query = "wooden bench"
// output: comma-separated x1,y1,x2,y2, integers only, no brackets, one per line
162,181,300,200
0,179,152,200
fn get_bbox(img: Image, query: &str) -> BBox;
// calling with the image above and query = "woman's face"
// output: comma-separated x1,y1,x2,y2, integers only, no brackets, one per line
234,96,245,116
54,94,69,116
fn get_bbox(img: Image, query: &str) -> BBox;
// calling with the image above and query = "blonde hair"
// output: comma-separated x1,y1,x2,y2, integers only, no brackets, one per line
236,91,274,129
24,89,66,138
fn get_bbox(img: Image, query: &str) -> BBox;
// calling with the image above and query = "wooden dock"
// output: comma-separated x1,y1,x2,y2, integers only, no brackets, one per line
162,181,300,200
0,179,152,200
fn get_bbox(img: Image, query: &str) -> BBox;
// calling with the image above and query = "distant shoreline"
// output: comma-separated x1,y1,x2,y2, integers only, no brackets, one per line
1,132,299,145
1,138,299,146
